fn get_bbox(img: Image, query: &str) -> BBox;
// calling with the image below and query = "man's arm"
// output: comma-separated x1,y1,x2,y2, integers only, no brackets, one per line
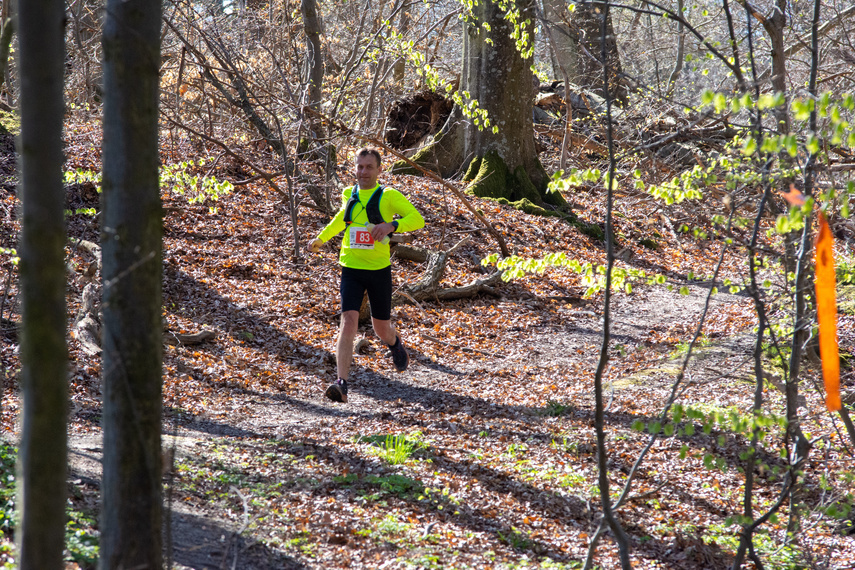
313,188,351,247
386,189,425,233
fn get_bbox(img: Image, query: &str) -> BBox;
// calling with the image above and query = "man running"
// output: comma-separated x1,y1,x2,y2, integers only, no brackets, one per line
309,147,425,403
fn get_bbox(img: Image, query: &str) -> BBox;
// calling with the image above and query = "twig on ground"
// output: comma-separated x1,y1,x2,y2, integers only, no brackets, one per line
421,333,504,358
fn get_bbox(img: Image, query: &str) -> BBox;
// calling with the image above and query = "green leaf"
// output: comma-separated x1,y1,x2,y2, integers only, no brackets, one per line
761,136,781,154
713,93,727,113
806,135,820,155
741,137,757,156
783,134,798,157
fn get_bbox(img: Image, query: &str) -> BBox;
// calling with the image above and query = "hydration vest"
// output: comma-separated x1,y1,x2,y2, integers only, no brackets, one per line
343,185,386,225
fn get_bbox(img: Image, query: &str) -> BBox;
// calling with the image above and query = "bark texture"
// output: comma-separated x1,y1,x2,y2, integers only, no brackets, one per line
15,0,68,567
100,0,164,567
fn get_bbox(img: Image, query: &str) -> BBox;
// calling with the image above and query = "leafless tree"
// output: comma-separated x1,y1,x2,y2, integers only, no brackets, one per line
15,0,68,567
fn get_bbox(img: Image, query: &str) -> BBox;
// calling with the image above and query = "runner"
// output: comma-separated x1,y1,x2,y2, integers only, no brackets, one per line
309,147,425,403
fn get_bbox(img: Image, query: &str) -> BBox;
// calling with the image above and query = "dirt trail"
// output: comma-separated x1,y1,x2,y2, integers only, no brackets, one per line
68,282,758,569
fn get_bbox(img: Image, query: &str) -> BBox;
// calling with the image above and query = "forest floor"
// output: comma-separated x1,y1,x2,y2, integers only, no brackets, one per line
1,123,854,569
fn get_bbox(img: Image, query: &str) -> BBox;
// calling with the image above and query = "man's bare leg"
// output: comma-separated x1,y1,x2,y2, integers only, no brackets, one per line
371,317,397,346
336,310,360,380
326,310,359,403
373,317,408,371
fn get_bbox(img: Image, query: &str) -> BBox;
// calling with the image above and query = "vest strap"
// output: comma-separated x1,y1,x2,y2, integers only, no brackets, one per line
343,185,385,225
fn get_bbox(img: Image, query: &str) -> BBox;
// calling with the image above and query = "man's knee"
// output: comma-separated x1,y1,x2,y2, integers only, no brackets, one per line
339,310,359,335
372,318,396,342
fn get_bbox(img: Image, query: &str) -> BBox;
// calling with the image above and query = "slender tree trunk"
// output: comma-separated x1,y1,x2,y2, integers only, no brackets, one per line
784,0,821,535
301,0,324,144
100,0,164,566
540,0,579,84
591,3,631,566
538,0,574,170
0,16,14,99
15,0,68,567
569,1,627,105
665,0,685,97
392,0,410,91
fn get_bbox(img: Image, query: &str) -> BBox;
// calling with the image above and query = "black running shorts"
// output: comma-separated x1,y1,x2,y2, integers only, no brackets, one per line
340,265,392,320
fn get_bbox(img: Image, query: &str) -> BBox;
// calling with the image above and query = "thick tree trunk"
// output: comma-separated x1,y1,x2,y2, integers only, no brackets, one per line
568,2,627,106
100,0,164,567
460,0,557,203
395,0,564,207
15,0,68,567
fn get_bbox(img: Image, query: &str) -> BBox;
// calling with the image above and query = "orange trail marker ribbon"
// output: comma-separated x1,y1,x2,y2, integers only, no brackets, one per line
781,185,807,207
815,213,840,411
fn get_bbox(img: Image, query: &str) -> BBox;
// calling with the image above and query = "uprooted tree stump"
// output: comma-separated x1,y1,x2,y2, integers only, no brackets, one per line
384,89,453,152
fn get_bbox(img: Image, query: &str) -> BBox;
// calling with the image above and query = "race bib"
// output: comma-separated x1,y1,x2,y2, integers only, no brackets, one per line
348,225,375,249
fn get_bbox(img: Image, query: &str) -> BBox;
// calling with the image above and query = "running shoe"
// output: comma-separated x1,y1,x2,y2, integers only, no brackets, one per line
388,336,409,372
325,378,348,403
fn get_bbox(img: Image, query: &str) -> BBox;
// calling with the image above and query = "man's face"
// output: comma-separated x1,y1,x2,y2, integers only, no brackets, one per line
355,154,381,189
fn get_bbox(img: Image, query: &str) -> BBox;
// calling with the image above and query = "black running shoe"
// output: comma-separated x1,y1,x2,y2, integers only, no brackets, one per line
325,378,348,403
388,336,409,372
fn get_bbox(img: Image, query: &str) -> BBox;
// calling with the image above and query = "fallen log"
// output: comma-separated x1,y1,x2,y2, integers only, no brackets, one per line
393,244,430,263
393,247,504,304
73,283,102,355
165,329,218,346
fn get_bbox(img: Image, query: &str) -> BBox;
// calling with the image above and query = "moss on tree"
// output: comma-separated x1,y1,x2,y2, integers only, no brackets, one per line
465,150,566,210
390,145,431,175
487,195,605,241
467,151,512,200
512,165,543,204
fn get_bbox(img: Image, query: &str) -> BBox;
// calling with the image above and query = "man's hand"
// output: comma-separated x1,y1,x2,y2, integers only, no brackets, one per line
308,238,324,253
369,222,396,242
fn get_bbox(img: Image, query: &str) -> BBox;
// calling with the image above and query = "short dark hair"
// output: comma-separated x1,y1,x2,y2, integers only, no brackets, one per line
355,147,382,168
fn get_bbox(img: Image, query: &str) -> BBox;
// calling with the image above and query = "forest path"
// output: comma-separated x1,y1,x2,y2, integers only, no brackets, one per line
67,282,758,570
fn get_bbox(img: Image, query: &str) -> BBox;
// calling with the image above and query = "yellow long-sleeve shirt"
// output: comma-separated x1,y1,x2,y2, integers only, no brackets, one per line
316,183,425,270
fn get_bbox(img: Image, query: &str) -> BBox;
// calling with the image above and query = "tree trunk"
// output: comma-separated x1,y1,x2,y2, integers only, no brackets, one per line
568,1,628,106
15,0,68,567
0,17,14,99
665,0,686,97
540,0,579,84
763,0,789,134
392,0,411,91
301,0,324,145
100,0,164,567
395,0,564,207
